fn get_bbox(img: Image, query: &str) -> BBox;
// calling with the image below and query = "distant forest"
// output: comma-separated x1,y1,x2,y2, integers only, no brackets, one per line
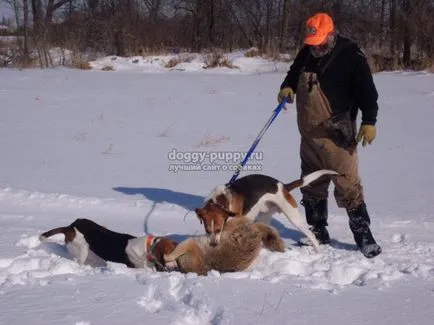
1,0,433,70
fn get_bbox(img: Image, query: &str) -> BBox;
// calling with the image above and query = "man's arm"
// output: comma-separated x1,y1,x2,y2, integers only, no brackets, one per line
352,46,379,125
280,46,310,92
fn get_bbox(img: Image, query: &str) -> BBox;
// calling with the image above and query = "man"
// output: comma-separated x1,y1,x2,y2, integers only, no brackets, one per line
277,12,382,258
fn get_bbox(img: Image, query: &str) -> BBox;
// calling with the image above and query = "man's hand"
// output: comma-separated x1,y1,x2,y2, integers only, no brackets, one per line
277,87,294,104
356,124,376,146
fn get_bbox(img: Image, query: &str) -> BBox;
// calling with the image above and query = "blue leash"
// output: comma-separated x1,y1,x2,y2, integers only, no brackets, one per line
227,97,289,185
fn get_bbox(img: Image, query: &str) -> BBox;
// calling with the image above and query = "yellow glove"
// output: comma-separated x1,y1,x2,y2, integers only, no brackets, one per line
277,87,294,104
356,124,376,146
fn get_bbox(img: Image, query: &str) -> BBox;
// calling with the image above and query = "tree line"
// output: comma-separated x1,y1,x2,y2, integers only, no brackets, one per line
2,0,434,70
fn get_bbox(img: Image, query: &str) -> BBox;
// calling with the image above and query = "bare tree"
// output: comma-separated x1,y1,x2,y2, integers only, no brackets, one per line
22,0,29,62
1,0,432,69
173,0,208,51
389,0,398,67
402,0,411,67
143,0,162,22
280,0,290,51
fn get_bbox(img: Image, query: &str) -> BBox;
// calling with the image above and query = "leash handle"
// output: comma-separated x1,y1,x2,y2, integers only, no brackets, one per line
227,97,289,185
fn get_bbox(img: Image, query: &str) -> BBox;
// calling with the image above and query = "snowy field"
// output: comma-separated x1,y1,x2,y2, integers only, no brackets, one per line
1,60,434,325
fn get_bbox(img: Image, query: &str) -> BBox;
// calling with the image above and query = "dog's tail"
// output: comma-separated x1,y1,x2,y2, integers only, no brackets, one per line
284,169,338,192
39,226,70,242
254,223,286,252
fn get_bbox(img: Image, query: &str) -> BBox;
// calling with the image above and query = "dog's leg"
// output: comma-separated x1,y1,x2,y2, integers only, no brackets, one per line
275,185,321,253
228,191,244,217
245,197,274,223
164,238,207,275
163,238,195,262
254,206,279,225
279,204,321,253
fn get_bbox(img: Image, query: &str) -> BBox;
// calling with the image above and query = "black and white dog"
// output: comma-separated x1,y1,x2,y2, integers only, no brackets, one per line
39,218,178,270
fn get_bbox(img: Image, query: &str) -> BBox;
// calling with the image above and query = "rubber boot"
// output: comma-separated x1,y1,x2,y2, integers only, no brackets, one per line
299,197,330,245
347,202,382,258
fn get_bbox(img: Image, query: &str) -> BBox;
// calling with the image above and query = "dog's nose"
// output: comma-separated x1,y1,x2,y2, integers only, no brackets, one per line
210,241,217,247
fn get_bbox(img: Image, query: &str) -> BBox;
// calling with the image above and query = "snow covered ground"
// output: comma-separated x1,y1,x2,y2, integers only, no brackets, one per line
88,51,291,74
1,59,434,325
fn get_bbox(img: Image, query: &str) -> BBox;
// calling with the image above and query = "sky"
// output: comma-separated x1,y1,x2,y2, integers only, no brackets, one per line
0,1,13,23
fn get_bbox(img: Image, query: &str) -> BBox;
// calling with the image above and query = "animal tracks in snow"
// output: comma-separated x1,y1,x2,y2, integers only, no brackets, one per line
136,274,226,325
137,283,164,313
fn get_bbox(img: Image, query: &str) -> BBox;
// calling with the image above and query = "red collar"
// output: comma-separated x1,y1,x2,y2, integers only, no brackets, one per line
146,235,157,262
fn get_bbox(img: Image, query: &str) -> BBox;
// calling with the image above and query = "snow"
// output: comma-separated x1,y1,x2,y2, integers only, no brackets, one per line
88,51,290,74
0,36,17,42
1,60,434,325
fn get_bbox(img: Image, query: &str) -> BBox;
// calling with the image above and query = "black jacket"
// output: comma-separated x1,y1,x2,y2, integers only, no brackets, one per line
280,35,379,125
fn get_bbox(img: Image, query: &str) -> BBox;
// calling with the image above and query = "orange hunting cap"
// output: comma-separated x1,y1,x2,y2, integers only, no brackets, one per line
304,13,334,46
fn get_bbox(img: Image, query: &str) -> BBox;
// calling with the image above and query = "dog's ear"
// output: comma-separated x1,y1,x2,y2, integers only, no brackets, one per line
226,210,237,217
195,208,204,224
222,209,237,219
216,204,237,218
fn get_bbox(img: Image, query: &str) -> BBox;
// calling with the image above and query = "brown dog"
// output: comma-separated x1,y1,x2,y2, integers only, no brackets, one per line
164,216,286,276
39,218,177,271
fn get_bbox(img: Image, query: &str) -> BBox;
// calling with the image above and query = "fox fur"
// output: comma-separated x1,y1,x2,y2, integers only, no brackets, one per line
164,216,285,276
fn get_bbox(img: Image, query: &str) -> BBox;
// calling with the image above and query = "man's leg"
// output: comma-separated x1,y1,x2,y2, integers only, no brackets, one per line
329,144,382,258
300,195,330,244
299,139,332,245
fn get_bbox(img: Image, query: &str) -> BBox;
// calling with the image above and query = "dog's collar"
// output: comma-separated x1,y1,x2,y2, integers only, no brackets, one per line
145,235,170,272
145,235,160,262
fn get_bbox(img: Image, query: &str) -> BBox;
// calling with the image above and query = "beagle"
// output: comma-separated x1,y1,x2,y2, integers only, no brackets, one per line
195,169,338,252
39,218,177,271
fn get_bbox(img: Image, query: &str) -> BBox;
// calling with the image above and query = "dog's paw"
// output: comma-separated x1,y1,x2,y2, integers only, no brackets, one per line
165,260,178,272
